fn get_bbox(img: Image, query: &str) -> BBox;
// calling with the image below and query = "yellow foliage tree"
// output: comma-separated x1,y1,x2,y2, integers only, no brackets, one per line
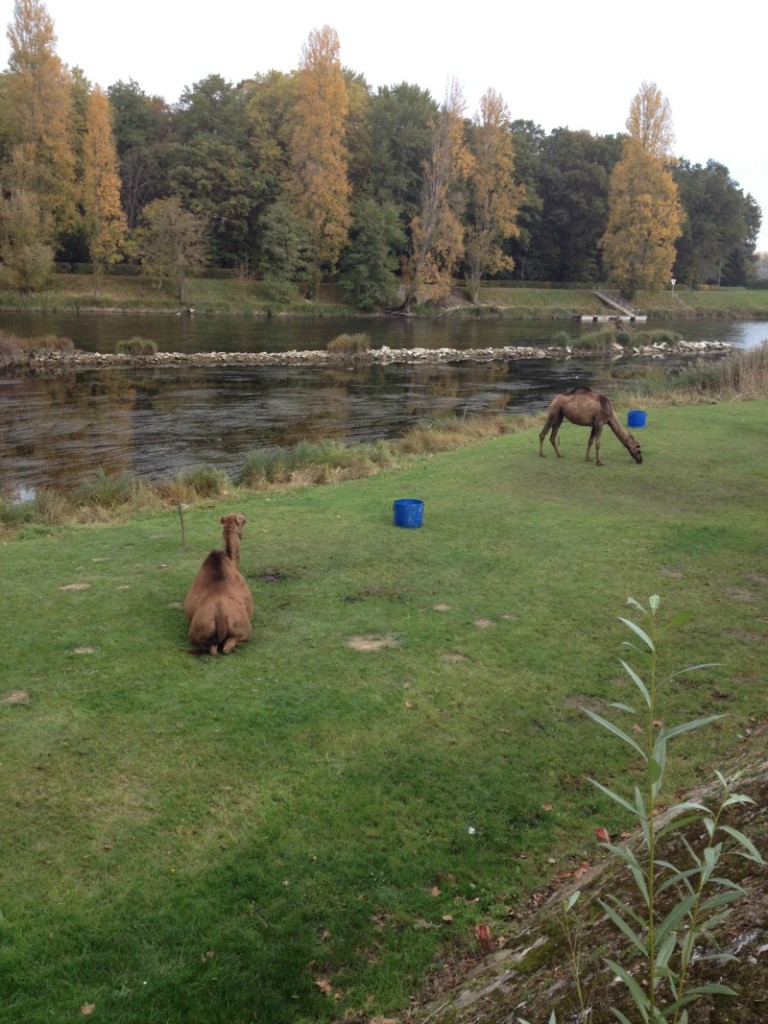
465,88,523,304
289,25,351,298
601,82,683,299
83,85,127,292
404,79,473,310
5,0,78,240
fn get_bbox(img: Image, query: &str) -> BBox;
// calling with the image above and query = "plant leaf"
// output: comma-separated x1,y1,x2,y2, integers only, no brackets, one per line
618,616,655,652
662,715,725,740
583,708,646,759
719,824,766,864
619,657,652,707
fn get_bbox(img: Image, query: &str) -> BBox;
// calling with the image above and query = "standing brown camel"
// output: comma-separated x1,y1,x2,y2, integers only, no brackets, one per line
539,386,643,466
184,513,254,655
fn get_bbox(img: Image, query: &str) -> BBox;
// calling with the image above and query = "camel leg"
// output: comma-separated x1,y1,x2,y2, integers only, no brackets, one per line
540,410,565,458
587,424,604,465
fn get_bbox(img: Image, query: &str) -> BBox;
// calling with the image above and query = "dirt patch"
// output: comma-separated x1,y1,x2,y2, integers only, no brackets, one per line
60,582,91,591
72,647,96,655
474,619,495,629
347,634,399,652
259,568,289,583
433,604,451,612
2,690,30,705
441,652,468,663
726,588,759,602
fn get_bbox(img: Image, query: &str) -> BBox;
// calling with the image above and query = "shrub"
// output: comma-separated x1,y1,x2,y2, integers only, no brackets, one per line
326,332,371,355
0,331,22,366
176,464,230,498
116,336,158,356
74,468,139,509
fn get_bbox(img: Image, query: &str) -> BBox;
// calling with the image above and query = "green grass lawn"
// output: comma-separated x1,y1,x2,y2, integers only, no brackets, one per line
2,403,768,1023
2,272,767,319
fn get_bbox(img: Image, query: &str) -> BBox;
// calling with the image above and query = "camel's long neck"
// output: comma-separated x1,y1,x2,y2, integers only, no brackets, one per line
223,528,242,568
608,414,634,450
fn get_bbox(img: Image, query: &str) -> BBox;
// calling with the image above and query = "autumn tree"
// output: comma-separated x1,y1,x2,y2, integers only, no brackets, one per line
83,85,127,292
464,88,523,303
601,81,683,298
0,147,54,290
288,25,351,298
4,0,78,243
403,79,473,310
134,197,206,302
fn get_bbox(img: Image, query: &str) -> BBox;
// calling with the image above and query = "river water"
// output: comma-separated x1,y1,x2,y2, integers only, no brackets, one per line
1,313,766,498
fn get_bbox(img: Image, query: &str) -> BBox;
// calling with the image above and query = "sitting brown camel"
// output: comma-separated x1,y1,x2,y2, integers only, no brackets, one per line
539,386,643,466
184,513,254,655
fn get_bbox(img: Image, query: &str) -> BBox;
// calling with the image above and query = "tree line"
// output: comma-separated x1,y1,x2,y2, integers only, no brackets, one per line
0,0,761,306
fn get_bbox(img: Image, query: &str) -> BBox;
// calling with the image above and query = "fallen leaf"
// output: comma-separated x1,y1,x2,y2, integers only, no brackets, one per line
632,723,643,734
441,914,454,923
595,825,611,843
430,886,441,896
314,977,334,997
80,1004,96,1016
573,860,592,879
541,803,554,812
413,918,437,930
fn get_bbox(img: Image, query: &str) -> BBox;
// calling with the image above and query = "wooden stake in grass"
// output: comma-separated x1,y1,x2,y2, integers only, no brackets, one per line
177,502,188,548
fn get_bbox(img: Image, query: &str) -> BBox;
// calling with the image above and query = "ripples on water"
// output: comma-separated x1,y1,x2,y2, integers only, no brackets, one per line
0,314,766,497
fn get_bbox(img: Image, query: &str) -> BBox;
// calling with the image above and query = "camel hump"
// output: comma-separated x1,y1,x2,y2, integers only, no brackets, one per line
203,550,228,582
598,393,614,416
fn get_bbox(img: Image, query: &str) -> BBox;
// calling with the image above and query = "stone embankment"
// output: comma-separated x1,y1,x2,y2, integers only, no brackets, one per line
12,339,732,373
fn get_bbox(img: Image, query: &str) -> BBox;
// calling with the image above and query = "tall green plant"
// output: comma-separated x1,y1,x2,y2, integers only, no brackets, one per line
522,595,764,1024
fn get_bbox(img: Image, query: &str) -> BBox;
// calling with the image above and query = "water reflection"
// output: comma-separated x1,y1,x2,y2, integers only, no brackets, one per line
1,313,766,498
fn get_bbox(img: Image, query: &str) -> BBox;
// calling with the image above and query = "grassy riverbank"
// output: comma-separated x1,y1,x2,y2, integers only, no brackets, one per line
1,273,768,318
2,400,767,1023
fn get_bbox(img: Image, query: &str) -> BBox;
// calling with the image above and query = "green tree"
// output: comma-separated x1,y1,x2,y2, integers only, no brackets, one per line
256,199,311,302
673,159,761,286
83,85,128,292
403,79,472,310
339,197,405,310
107,79,169,229
534,129,622,282
601,82,683,298
364,82,438,221
464,88,523,302
5,0,78,244
289,25,351,298
134,197,206,301
165,76,258,268
507,120,546,281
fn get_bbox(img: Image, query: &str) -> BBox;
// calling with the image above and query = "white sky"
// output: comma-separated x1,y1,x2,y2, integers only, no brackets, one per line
2,0,767,250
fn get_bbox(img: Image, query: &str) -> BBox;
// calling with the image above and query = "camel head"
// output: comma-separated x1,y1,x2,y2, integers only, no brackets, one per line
220,513,247,535
627,435,643,464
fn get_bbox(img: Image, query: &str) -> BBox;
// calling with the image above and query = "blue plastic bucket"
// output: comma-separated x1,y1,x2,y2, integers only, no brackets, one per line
627,410,647,428
393,498,424,528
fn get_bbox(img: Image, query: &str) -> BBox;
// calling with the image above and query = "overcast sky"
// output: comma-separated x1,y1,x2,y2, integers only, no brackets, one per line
3,0,767,250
